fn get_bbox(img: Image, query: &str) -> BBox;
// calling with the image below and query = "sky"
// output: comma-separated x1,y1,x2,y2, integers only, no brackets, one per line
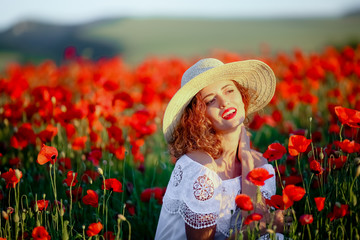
1,0,360,30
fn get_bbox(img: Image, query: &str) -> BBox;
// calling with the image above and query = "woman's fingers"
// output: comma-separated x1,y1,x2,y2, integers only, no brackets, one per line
238,125,251,158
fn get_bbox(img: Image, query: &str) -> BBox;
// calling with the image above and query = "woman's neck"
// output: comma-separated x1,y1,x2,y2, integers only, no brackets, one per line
220,125,242,157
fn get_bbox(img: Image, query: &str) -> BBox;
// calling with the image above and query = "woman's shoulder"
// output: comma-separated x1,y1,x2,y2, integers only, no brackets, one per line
250,149,268,168
175,153,220,183
186,151,213,166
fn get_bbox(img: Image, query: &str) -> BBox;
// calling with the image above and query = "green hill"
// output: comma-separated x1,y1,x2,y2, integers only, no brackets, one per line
0,16,360,68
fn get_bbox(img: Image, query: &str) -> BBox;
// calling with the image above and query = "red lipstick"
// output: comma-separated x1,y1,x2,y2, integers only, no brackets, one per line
222,107,237,120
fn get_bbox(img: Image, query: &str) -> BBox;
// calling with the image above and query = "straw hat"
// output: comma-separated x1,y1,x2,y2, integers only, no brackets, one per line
162,58,276,143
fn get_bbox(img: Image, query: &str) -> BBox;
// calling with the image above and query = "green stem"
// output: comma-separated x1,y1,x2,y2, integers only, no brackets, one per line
275,160,284,190
307,224,312,240
126,220,131,240
339,124,344,142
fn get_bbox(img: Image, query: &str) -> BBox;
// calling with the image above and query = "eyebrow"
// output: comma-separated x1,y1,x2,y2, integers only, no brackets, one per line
202,84,233,100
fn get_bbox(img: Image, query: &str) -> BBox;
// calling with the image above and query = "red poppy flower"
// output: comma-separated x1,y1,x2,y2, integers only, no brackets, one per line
1,168,22,188
66,187,83,201
87,148,102,166
10,123,36,149
243,213,263,225
283,184,306,209
126,202,136,216
103,231,115,240
58,157,72,171
32,226,51,240
102,178,123,192
246,168,274,186
334,139,360,153
327,203,349,221
82,190,99,208
263,143,287,162
36,199,49,211
314,197,325,211
128,110,157,138
64,123,76,140
72,136,87,151
299,214,313,225
140,187,165,204
63,171,78,187
329,156,347,169
334,106,360,128
310,160,323,175
288,135,312,156
248,114,266,130
86,222,103,237
8,157,20,166
37,124,58,143
37,144,58,165
235,194,254,211
113,91,134,110
265,195,285,210
81,170,100,184
107,145,126,160
107,125,125,143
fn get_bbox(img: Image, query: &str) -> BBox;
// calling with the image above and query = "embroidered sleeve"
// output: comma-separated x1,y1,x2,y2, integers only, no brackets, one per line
259,164,276,199
162,156,222,229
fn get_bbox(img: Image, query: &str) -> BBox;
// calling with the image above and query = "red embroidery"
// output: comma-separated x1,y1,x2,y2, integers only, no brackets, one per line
193,175,214,201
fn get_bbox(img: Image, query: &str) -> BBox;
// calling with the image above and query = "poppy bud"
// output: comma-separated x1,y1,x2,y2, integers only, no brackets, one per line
307,151,313,158
97,168,104,175
319,151,324,160
15,169,22,180
2,211,8,220
22,211,26,221
118,214,126,221
356,166,360,178
60,208,65,217
355,158,360,166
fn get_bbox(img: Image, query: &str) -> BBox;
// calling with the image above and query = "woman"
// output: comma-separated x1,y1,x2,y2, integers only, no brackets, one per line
155,58,284,240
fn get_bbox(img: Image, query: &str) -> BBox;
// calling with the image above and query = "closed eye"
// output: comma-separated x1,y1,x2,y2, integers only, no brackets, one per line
205,98,215,105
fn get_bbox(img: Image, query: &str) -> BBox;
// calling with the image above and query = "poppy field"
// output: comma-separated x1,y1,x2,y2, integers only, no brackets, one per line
0,44,360,239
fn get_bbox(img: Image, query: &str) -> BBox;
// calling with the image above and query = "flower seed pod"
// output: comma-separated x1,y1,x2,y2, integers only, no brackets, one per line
13,214,19,223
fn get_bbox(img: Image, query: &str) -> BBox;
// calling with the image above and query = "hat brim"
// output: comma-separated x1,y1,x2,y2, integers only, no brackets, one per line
162,59,276,143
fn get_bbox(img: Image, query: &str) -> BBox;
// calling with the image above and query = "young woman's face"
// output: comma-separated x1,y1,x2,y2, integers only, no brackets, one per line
200,80,245,134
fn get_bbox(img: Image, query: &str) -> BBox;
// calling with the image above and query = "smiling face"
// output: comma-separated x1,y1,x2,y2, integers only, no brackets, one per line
200,80,246,134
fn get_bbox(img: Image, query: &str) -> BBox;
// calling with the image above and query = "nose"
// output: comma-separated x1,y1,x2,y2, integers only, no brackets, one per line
218,96,229,108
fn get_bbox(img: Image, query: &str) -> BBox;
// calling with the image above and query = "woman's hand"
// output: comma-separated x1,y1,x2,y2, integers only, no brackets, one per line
238,125,254,169
185,224,216,240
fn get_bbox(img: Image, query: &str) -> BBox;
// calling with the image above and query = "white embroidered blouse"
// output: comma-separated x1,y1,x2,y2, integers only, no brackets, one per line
155,154,276,240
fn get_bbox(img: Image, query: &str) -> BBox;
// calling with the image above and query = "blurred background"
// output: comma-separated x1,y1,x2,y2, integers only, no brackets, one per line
1,0,360,68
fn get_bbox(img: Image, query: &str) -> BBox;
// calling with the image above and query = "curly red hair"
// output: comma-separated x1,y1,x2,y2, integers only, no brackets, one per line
169,81,252,159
